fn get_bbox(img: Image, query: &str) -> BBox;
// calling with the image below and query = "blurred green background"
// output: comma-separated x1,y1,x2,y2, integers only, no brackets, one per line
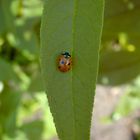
0,0,140,140
0,0,56,139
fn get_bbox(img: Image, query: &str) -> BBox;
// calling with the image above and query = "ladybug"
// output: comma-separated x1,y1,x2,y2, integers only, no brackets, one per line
58,52,72,72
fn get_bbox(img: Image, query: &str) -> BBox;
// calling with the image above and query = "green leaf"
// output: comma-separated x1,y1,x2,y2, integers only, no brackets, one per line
98,0,140,85
0,0,15,34
40,0,104,140
0,59,18,81
113,91,140,118
103,0,140,46
0,87,21,137
104,0,140,18
21,120,44,140
98,50,140,85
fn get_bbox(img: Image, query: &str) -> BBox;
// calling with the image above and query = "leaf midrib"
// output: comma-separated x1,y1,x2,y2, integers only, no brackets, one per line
71,0,78,139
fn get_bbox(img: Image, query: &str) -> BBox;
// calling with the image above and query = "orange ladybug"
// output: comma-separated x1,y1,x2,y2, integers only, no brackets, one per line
58,52,72,72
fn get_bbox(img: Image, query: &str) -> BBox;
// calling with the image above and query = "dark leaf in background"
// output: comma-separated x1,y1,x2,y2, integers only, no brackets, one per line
98,0,140,85
20,120,44,140
0,59,18,81
0,0,16,34
98,50,140,85
0,87,21,137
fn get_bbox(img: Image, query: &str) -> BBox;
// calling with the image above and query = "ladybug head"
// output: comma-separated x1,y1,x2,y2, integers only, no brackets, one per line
62,52,71,58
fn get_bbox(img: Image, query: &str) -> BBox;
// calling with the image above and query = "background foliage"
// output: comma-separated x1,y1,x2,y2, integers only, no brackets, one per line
0,0,140,140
